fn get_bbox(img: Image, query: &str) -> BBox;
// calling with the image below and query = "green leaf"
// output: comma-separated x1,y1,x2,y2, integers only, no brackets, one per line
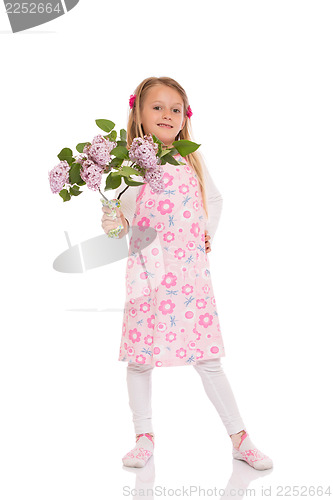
159,149,171,157
120,129,127,142
160,153,179,166
57,148,73,163
119,165,142,176
76,142,90,153
105,173,122,191
116,140,127,147
112,145,129,160
110,130,117,141
95,119,115,133
172,139,201,156
69,185,83,196
59,189,71,202
124,178,145,187
110,157,124,168
69,163,83,185
152,134,163,146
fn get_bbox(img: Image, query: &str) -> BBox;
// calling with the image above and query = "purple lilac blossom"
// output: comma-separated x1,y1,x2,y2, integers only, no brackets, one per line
83,135,116,167
128,134,159,170
49,160,70,194
80,159,104,191
144,166,165,194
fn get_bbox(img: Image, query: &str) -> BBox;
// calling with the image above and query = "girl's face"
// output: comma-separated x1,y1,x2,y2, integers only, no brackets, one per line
140,84,186,147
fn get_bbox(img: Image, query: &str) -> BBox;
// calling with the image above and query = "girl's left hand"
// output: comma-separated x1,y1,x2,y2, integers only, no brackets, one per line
205,230,211,253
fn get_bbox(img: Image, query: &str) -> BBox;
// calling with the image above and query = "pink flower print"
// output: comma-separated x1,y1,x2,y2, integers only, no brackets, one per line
140,302,151,313
202,285,210,294
210,345,220,355
129,328,141,343
127,258,135,269
199,313,214,328
157,199,174,215
156,322,167,332
166,332,177,342
195,190,199,197
142,287,151,296
145,199,155,209
139,271,148,281
133,237,143,251
183,210,191,219
189,176,198,187
158,299,176,315
211,297,216,306
194,327,201,341
163,172,174,187
137,254,147,265
144,334,153,345
184,165,191,174
196,298,207,309
186,241,196,251
155,222,165,232
127,347,135,356
161,272,177,288
196,349,204,359
138,217,150,230
182,284,194,295
163,231,175,243
176,348,187,359
135,355,146,364
190,222,200,238
126,284,133,295
179,184,189,195
124,342,128,350
174,248,186,260
188,340,196,349
129,307,137,318
153,346,160,354
193,200,199,211
201,232,205,243
147,315,155,329
156,360,163,367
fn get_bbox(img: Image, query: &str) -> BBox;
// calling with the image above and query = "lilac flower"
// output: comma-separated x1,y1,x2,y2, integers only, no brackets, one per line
129,134,159,170
144,166,165,194
83,135,116,167
49,160,70,194
80,159,104,191
75,153,87,165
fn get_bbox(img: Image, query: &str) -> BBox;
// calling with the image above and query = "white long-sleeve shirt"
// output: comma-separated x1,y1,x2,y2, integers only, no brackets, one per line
111,162,223,242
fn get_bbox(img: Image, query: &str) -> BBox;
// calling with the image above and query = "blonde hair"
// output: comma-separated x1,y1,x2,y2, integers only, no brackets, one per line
126,76,208,220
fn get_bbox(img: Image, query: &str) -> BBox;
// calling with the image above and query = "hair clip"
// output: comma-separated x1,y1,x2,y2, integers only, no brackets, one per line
129,94,136,109
186,105,193,118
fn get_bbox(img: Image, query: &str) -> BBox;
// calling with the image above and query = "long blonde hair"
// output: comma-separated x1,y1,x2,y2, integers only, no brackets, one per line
126,76,208,220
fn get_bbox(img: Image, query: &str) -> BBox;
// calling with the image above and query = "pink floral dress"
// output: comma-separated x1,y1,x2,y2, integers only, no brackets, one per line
118,153,225,367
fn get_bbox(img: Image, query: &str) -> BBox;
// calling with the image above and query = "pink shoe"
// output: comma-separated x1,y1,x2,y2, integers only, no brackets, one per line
122,433,154,468
232,431,273,470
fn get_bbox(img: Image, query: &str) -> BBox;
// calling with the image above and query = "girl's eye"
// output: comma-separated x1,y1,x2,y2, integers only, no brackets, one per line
173,109,180,113
153,106,181,113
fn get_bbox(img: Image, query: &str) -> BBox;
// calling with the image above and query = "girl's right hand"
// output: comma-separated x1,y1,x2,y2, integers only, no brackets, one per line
101,205,128,238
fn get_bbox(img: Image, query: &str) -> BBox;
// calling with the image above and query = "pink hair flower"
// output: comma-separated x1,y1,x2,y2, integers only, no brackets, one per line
186,105,193,118
129,94,136,109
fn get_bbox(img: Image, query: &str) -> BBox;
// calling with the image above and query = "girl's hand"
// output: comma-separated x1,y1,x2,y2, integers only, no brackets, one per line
101,205,128,238
205,230,211,253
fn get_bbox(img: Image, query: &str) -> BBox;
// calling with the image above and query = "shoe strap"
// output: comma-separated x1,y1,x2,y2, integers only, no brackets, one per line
136,433,154,445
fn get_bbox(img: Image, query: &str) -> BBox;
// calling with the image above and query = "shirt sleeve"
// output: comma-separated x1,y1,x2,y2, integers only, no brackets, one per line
111,178,142,227
203,164,223,242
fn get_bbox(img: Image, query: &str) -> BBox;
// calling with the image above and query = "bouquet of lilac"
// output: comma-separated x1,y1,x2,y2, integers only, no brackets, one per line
49,119,200,238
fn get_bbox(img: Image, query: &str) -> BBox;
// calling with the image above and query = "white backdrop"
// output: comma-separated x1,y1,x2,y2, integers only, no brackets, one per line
1,1,332,499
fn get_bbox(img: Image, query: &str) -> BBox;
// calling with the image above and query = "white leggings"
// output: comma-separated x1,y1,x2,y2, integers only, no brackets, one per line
126,357,246,436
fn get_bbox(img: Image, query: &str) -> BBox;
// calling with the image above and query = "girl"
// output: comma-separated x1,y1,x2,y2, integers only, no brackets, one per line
101,76,273,471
